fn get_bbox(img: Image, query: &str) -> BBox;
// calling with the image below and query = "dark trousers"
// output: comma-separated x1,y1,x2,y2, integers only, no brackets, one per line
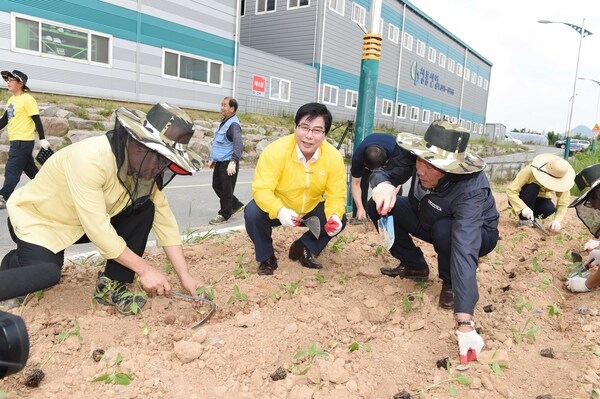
0,140,38,200
512,183,556,220
244,200,348,262
367,196,498,286
212,160,243,220
0,201,155,300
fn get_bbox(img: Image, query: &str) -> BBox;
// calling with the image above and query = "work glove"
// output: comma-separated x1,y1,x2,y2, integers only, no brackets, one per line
587,249,600,267
521,207,534,220
39,139,50,150
324,214,343,237
227,161,236,176
566,276,591,293
278,207,299,227
547,220,561,232
584,239,600,252
372,183,397,215
456,329,484,366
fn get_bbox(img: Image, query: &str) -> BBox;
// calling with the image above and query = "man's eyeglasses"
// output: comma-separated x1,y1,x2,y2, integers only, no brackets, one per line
297,123,325,136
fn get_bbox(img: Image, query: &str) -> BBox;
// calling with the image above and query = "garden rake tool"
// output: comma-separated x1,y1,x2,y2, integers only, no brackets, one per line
170,290,217,329
532,218,549,236
292,216,321,239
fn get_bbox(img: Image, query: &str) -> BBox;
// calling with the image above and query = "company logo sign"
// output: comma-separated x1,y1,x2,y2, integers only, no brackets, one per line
410,61,455,95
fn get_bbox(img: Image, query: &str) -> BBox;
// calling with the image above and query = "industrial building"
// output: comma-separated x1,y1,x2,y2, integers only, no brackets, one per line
0,0,492,134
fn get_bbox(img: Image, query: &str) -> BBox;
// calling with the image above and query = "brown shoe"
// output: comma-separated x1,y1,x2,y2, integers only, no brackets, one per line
288,240,323,269
257,255,278,275
380,265,429,281
439,285,454,309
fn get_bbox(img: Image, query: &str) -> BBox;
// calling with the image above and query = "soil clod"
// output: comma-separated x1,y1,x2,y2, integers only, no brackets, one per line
24,369,45,387
540,348,555,358
270,366,287,381
92,348,105,362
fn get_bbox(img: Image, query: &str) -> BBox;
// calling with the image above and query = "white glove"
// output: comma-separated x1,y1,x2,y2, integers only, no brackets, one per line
566,276,591,293
372,183,397,215
584,239,600,252
456,329,484,366
277,207,299,227
325,214,343,237
227,161,236,176
547,220,561,232
587,249,600,267
39,139,50,150
521,207,534,220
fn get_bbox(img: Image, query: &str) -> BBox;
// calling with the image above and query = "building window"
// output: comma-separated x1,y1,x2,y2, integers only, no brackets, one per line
427,47,436,63
471,72,477,84
388,23,399,43
270,77,291,101
473,122,479,133
456,63,463,77
397,103,407,119
164,49,222,85
241,0,246,16
351,3,366,27
438,53,446,68
416,40,425,57
422,109,430,124
382,99,393,116
345,90,358,109
447,58,455,73
450,116,457,124
478,75,483,87
288,0,309,9
329,0,344,15
14,15,111,65
410,106,419,121
464,68,471,81
459,118,465,127
432,112,440,121
403,32,413,51
483,79,489,90
323,84,339,105
256,0,276,14
466,121,472,131
442,114,450,121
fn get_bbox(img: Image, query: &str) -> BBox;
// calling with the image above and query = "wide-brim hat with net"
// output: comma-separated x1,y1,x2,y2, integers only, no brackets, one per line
396,120,485,174
569,163,600,207
530,153,575,193
1,70,30,92
115,102,203,175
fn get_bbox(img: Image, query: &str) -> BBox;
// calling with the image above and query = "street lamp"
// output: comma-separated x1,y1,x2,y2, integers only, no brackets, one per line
578,77,600,153
539,19,593,159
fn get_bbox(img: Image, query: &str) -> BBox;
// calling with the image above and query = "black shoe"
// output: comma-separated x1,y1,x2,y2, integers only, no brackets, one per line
439,284,454,310
380,265,429,281
257,255,278,275
232,203,245,217
288,240,323,269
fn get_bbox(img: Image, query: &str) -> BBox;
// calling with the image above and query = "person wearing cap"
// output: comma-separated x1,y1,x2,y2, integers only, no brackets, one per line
208,97,245,225
367,120,499,366
244,102,347,275
566,164,600,293
506,153,575,232
0,70,50,210
350,133,405,222
0,102,205,315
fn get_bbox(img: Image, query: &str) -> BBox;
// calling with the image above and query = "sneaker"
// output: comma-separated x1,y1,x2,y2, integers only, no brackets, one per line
518,219,533,227
0,196,6,210
232,203,245,217
93,272,146,315
0,296,25,311
209,214,227,225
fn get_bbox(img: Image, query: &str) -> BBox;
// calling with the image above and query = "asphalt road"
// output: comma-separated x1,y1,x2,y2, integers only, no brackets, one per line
0,144,563,260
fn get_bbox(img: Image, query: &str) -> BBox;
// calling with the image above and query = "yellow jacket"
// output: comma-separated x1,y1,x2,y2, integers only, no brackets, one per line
253,134,346,219
7,135,181,258
506,165,571,222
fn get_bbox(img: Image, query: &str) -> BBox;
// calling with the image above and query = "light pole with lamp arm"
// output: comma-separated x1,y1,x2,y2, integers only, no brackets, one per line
578,77,600,153
538,19,593,159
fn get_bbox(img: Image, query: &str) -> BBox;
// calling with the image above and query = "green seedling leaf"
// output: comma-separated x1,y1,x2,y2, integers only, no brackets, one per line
314,273,326,284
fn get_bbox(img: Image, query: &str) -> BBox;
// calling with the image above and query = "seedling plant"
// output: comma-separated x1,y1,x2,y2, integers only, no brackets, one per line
511,318,539,344
41,319,83,369
289,342,331,375
414,359,472,398
228,284,249,308
92,353,136,385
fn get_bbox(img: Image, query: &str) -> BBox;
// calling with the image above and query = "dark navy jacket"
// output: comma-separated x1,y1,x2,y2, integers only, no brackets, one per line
350,133,403,177
371,152,499,313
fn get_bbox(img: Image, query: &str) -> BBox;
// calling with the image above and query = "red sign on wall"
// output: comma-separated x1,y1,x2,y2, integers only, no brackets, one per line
252,75,266,97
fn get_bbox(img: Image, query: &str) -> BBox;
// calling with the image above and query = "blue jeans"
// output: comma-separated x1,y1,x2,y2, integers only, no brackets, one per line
0,140,38,200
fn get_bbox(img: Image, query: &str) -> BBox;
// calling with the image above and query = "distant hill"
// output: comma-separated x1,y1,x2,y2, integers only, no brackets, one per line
572,124,592,137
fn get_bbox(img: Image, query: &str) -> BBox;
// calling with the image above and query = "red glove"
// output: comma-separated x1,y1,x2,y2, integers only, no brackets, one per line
324,215,342,237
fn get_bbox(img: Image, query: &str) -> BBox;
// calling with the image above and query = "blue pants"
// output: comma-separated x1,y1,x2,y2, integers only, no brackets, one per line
0,201,155,300
244,200,347,262
513,183,556,220
367,196,497,286
0,140,38,200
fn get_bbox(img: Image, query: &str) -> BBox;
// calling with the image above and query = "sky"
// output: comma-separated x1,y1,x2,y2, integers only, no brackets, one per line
407,0,600,134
